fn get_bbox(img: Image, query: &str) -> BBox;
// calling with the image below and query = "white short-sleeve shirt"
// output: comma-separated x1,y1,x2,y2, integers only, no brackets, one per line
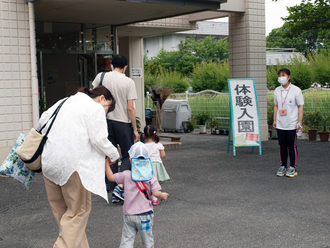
274,83,304,130
145,142,164,163
92,71,137,123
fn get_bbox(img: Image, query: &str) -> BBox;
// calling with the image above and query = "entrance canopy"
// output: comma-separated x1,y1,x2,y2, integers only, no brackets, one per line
30,0,226,30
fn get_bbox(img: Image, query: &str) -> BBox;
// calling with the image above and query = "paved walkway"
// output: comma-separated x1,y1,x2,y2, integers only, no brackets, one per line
1,132,330,247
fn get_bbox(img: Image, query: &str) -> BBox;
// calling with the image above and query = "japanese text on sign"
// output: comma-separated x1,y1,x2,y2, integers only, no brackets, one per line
228,79,260,147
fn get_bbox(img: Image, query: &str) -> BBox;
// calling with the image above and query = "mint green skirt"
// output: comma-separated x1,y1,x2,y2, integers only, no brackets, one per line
151,161,170,184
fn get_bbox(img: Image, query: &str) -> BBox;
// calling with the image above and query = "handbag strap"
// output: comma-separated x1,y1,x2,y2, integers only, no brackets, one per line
99,72,105,86
135,181,150,199
39,97,69,136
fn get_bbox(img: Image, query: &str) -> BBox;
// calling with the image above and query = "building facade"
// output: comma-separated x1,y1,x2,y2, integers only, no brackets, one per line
0,0,268,162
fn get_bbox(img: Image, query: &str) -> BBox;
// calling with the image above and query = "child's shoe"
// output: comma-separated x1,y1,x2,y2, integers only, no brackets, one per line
276,166,286,177
112,195,120,203
112,186,124,201
152,196,160,205
286,166,298,178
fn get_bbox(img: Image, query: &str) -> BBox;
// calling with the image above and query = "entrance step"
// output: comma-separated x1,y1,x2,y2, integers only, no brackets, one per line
161,141,182,150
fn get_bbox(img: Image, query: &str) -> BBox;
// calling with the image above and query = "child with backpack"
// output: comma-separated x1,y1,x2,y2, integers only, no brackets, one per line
105,142,169,248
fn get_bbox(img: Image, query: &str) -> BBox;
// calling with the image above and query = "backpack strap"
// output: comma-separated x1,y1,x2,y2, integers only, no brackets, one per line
135,181,149,199
99,72,105,86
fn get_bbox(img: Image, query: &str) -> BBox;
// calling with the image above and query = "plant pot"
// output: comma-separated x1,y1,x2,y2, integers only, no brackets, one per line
308,129,317,140
199,125,207,134
301,133,308,140
319,131,329,141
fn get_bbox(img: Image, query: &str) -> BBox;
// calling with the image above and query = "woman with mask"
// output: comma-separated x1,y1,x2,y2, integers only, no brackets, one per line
273,68,304,178
39,86,120,248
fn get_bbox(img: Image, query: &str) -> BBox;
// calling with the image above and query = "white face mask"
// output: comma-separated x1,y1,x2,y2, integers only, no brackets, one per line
278,77,288,85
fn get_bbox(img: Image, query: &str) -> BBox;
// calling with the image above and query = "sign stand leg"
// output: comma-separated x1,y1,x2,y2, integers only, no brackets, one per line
227,112,231,153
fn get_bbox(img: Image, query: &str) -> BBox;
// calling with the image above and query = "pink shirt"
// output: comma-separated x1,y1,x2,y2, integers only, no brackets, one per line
114,171,161,215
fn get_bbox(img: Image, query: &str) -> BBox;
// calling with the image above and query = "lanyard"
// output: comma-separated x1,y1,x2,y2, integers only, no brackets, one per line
281,84,291,109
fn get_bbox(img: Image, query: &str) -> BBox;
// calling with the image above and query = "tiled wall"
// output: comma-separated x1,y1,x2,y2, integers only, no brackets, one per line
0,0,32,162
229,0,268,141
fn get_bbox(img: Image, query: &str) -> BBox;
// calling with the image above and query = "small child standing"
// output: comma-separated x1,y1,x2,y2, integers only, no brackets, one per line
140,125,170,205
105,142,169,248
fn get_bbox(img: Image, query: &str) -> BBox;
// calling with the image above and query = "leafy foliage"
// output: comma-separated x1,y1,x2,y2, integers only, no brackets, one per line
144,36,229,76
266,23,313,53
144,67,189,94
195,112,211,125
267,0,330,55
303,109,323,130
190,59,229,92
309,52,330,87
267,52,330,90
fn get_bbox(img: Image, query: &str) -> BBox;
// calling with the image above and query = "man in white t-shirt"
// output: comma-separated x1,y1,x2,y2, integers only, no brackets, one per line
92,55,140,202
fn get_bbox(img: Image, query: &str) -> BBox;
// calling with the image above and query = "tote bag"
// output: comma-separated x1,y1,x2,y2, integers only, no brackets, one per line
16,98,68,172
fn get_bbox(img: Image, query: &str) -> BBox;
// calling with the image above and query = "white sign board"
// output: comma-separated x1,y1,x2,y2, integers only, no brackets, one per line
131,68,142,78
228,78,262,156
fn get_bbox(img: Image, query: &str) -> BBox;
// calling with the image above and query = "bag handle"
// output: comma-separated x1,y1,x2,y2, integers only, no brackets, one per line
39,97,69,136
99,72,105,86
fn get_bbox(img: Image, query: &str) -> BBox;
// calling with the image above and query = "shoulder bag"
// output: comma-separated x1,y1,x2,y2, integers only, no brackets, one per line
16,98,68,172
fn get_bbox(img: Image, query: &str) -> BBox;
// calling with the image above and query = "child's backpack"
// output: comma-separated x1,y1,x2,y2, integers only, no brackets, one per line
131,158,153,182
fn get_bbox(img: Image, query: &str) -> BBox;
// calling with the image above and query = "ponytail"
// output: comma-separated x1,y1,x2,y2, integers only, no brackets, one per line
140,132,146,143
142,125,159,143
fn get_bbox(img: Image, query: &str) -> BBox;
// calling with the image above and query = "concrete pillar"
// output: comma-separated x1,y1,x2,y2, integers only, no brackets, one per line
229,0,268,141
118,36,145,129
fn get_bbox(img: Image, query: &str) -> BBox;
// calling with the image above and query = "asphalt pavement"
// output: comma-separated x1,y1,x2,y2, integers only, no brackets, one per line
1,132,330,248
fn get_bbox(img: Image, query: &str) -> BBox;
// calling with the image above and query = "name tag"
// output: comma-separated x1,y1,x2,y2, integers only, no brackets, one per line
279,109,287,116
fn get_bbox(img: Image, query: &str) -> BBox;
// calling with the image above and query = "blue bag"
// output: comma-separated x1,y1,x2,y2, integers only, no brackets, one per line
131,158,153,182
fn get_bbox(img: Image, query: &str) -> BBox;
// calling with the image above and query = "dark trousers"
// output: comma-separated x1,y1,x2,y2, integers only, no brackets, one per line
277,129,298,169
106,119,134,191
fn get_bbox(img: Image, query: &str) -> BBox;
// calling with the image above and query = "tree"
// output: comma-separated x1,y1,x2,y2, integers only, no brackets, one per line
282,0,330,53
266,23,308,52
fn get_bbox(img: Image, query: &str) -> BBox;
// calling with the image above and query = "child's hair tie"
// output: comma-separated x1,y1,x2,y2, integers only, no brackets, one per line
154,131,156,134
142,131,144,134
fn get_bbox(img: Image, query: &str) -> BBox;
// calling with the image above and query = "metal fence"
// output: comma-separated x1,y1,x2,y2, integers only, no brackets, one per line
146,88,330,130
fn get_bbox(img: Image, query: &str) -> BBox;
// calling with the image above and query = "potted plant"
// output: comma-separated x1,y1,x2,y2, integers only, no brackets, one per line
211,118,219,134
319,113,330,141
303,109,322,140
186,117,196,133
301,126,309,140
195,112,210,134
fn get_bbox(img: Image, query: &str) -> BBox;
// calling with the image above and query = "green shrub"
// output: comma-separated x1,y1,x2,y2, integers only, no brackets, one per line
303,109,323,130
267,66,279,88
190,60,229,92
144,67,188,94
310,53,330,87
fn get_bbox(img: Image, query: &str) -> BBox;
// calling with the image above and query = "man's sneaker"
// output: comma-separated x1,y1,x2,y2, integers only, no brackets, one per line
112,195,120,203
276,166,286,177
112,186,124,201
286,167,298,178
